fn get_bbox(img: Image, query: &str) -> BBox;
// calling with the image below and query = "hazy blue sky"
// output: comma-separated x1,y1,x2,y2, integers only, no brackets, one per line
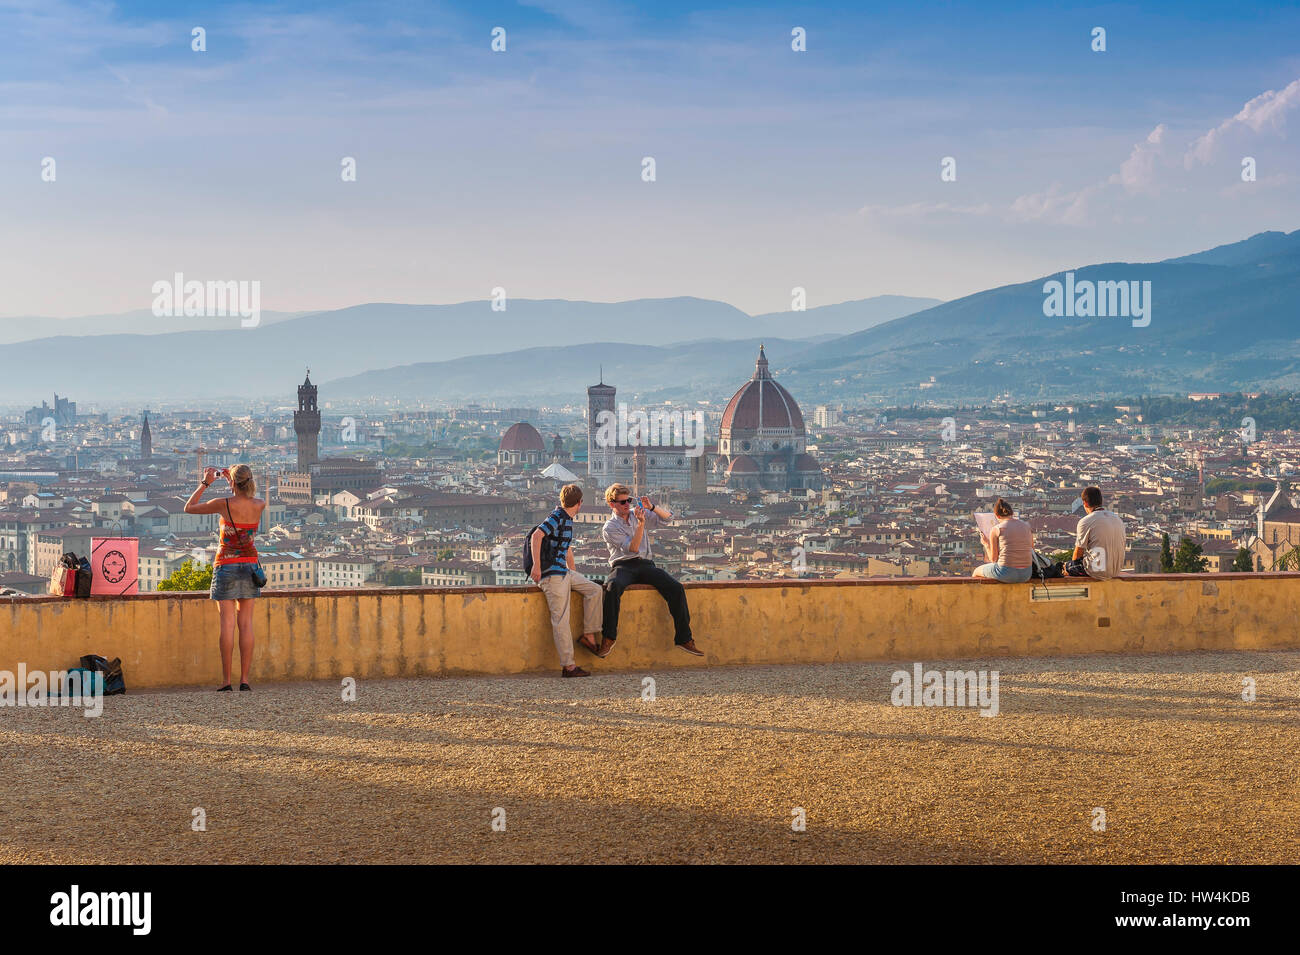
2,0,1298,318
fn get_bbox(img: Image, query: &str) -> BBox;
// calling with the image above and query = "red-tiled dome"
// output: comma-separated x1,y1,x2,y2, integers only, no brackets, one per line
726,454,759,473
721,345,805,433
499,422,545,453
793,453,821,471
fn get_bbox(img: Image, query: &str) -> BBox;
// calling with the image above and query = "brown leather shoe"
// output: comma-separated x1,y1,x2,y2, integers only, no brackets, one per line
561,665,591,678
675,639,704,656
576,634,600,655
596,637,616,658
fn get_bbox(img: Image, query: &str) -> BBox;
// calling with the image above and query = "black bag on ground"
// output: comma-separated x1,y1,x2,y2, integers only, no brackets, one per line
80,654,126,695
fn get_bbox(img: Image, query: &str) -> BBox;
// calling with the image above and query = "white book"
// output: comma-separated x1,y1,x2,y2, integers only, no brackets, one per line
973,511,998,540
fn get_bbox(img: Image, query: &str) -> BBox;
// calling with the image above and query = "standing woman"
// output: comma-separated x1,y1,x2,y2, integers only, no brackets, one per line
184,464,267,691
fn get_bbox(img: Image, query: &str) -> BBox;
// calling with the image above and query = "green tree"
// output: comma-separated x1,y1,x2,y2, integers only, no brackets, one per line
1230,547,1254,573
381,569,422,586
1171,538,1208,574
1159,533,1174,573
157,560,213,591
1275,546,1300,571
436,548,455,560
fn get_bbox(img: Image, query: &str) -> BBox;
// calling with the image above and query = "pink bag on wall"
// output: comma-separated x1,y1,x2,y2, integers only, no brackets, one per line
91,535,139,595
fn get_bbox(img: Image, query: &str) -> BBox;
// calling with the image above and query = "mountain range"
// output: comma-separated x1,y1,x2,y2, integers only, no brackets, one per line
0,309,308,345
782,229,1300,402
0,295,938,404
1,229,1297,407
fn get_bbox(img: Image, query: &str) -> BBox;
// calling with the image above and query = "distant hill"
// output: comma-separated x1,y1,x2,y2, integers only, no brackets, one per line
326,338,821,405
783,229,1300,403
1161,230,1300,267
0,295,934,403
750,295,942,336
0,309,309,345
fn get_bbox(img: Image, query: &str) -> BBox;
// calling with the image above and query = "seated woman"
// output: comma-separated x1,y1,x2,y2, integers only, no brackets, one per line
972,498,1033,583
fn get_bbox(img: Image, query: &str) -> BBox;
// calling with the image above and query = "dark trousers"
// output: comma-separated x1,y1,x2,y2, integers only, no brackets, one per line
602,558,692,644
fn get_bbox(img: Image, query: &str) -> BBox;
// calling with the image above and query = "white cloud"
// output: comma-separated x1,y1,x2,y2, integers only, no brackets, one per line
1008,182,1100,225
1009,79,1300,225
1186,78,1300,167
1109,124,1167,193
857,200,993,219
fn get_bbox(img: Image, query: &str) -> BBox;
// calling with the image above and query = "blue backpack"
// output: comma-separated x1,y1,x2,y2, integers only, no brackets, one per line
521,524,555,577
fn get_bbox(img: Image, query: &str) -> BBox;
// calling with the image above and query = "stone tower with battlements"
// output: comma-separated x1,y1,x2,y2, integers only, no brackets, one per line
295,370,321,471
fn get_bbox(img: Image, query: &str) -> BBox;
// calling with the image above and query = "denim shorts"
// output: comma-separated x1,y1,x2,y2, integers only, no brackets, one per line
210,563,260,600
973,563,1032,583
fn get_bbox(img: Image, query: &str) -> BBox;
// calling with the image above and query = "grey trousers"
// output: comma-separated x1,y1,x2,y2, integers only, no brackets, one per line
537,571,603,667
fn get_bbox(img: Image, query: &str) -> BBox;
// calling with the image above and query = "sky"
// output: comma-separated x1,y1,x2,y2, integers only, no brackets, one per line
1,0,1298,319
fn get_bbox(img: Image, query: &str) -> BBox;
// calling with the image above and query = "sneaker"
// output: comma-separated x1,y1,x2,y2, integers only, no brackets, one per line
596,637,616,658
561,666,591,678
675,639,704,656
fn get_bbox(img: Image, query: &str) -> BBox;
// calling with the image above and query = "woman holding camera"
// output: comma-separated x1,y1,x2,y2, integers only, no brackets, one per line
184,464,267,691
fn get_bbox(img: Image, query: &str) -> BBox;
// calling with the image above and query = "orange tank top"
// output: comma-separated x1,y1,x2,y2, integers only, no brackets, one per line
215,499,260,566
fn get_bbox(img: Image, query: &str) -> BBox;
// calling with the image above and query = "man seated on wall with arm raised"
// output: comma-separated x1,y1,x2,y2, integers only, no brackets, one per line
597,483,703,659
1064,485,1126,579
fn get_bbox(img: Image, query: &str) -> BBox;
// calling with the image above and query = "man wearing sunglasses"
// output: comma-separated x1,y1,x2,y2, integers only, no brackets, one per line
597,483,703,658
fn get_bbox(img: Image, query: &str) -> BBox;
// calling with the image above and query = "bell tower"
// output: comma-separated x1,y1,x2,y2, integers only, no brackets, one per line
295,369,321,471
587,369,617,485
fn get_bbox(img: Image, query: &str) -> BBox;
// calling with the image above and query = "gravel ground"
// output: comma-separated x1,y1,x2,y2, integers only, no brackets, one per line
1,650,1297,864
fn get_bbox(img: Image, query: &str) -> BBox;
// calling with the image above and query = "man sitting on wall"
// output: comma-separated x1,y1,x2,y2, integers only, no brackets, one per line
597,483,703,659
1063,486,1126,579
530,483,603,678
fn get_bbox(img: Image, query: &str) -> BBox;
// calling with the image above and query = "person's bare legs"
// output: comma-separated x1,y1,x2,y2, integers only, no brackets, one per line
236,598,255,685
217,600,237,686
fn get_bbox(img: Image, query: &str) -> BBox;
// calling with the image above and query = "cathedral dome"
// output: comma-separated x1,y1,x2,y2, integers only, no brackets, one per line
499,422,545,454
720,345,805,434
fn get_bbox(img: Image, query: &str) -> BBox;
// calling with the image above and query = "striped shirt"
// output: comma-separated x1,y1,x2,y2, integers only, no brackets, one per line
536,506,574,579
